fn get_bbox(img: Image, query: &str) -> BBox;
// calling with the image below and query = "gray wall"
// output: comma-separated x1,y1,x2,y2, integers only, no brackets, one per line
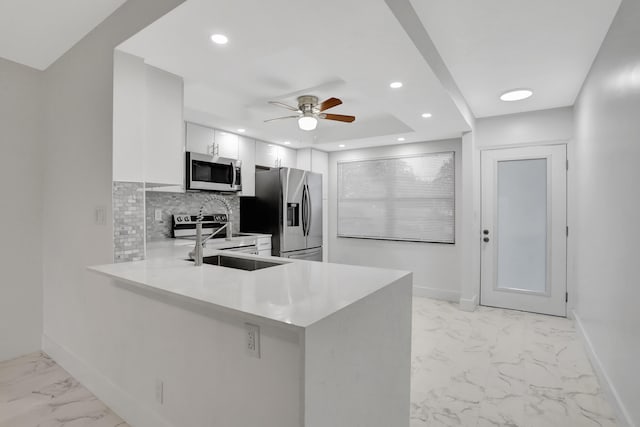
329,138,462,301
0,57,43,361
573,0,640,425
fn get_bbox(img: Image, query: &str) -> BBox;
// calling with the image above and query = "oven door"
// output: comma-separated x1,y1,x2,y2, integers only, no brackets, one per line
187,152,240,191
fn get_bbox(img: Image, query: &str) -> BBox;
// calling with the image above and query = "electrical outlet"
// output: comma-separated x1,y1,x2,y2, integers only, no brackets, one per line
155,379,164,404
155,208,163,222
245,323,260,358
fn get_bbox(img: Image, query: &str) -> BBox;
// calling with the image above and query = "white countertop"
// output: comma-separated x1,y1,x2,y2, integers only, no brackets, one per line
89,241,410,328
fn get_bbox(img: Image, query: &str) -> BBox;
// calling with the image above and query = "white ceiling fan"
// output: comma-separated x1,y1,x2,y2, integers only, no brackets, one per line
265,95,356,131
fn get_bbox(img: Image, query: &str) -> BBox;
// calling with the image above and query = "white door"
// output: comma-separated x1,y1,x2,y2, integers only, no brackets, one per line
480,145,567,316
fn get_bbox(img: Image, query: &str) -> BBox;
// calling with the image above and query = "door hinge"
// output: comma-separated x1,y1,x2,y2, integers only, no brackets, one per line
566,160,569,170
566,292,568,303
566,226,569,237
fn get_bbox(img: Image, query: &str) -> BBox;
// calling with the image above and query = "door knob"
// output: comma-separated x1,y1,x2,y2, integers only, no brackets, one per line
483,237,490,242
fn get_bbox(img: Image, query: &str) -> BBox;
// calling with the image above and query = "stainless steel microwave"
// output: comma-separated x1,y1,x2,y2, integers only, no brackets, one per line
186,152,242,192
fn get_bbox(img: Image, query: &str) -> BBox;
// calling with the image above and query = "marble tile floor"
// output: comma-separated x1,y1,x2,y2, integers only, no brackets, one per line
0,352,128,427
411,297,618,427
0,297,617,427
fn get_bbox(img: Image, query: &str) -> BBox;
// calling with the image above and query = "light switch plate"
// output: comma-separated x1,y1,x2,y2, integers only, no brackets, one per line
155,208,163,222
94,206,106,226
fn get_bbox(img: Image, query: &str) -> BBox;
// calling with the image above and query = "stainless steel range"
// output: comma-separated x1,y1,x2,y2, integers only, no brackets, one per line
172,214,258,254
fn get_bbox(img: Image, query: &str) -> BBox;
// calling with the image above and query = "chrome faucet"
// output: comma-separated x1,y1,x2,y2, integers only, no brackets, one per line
190,194,233,266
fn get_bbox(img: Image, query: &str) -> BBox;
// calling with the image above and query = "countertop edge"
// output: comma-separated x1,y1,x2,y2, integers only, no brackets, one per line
87,265,306,331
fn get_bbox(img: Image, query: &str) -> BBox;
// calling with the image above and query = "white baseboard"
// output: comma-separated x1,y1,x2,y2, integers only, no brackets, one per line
413,286,460,302
458,294,478,312
42,334,172,427
572,311,635,427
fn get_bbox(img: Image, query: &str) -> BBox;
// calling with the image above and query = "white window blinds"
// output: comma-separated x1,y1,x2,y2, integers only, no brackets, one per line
337,152,455,243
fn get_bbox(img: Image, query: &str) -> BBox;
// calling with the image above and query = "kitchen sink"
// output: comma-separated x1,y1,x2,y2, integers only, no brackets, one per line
201,255,285,271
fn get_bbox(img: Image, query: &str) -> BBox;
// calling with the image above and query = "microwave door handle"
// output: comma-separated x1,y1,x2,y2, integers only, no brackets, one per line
229,162,235,188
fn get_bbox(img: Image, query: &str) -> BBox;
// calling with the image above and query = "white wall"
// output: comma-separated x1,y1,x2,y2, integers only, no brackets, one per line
329,139,462,300
573,0,640,424
475,106,573,148
39,0,185,420
0,57,43,361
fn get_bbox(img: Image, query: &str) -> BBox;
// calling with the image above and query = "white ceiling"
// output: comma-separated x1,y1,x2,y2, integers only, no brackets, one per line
410,0,621,118
0,0,127,70
117,0,470,151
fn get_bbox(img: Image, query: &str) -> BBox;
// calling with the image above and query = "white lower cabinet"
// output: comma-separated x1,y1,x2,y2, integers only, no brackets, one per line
257,236,272,257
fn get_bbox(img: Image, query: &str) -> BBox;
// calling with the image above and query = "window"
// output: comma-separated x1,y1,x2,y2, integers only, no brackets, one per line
337,152,455,243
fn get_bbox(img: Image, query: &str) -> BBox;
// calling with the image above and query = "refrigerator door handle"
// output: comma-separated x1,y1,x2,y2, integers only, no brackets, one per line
306,184,312,237
301,185,308,236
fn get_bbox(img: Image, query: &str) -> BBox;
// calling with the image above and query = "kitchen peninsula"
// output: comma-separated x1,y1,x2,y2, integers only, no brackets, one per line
87,246,412,427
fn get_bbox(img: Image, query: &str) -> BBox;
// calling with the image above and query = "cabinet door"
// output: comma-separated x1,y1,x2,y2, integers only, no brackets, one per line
214,130,239,159
238,136,256,196
280,146,298,168
255,141,279,167
185,122,215,155
144,65,184,186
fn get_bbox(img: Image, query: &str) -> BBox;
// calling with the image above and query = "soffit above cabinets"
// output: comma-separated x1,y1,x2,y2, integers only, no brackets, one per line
409,0,621,118
0,0,128,70
116,0,470,151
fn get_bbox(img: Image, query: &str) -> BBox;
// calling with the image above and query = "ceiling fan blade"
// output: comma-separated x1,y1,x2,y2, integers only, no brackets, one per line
268,101,300,112
321,113,356,123
318,97,342,112
264,115,300,123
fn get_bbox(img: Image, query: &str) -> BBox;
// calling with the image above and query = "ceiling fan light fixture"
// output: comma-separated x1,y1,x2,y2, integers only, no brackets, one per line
298,114,318,131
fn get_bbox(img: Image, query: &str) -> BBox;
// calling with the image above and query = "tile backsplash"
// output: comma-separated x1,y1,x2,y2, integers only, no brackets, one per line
146,191,240,241
113,181,145,262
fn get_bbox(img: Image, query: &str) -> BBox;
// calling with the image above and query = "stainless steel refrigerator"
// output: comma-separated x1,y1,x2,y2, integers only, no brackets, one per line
240,167,322,261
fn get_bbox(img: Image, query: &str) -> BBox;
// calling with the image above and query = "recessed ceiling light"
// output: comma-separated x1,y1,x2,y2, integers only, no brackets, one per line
237,128,245,133
339,144,345,148
210,34,229,45
284,141,291,145
390,82,403,89
500,89,533,102
421,113,433,118
397,137,405,142
267,144,273,147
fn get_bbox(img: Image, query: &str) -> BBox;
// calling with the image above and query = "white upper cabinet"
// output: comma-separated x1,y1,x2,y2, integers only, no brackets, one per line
113,51,145,183
255,141,297,168
255,140,278,167
185,122,214,155
238,136,256,197
185,123,239,159
280,146,297,168
113,53,184,190
144,65,184,187
214,130,239,159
